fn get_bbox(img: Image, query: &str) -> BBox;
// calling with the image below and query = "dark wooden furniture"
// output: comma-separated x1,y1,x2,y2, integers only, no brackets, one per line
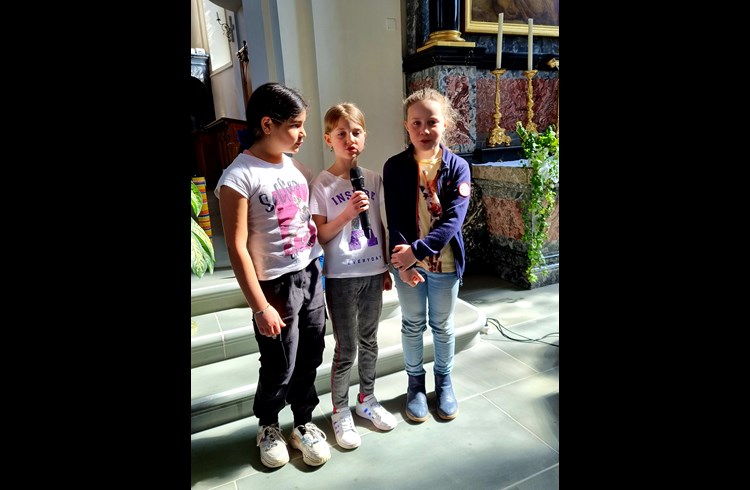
193,117,246,189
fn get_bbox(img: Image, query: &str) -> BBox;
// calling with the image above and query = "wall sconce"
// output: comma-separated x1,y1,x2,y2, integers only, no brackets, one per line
216,12,235,44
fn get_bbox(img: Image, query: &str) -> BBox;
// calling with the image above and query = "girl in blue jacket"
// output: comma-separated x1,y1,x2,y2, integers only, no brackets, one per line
383,88,471,422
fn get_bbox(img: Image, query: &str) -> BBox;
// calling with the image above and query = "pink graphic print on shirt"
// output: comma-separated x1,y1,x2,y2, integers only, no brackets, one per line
274,183,317,257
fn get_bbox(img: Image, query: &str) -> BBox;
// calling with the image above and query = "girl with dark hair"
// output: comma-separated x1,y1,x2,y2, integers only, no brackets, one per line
214,82,331,468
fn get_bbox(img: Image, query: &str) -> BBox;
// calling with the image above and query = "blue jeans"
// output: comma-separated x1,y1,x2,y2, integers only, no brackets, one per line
391,266,459,377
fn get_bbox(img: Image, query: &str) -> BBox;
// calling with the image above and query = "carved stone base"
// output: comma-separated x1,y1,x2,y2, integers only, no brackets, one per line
463,161,559,290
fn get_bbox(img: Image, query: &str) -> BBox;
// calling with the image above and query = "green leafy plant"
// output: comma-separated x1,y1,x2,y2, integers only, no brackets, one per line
516,122,559,284
191,181,215,278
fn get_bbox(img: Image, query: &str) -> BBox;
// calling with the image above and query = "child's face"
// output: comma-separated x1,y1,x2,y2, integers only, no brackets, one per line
325,117,366,160
404,100,445,154
270,110,307,154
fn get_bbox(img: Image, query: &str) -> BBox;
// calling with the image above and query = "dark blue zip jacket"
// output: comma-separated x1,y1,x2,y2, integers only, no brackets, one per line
383,143,472,281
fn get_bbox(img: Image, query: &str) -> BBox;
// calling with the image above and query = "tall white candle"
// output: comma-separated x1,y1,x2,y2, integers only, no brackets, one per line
496,13,504,69
527,18,534,71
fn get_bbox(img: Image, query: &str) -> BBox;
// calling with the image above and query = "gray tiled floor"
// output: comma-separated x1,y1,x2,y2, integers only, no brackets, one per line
191,190,559,489
191,272,559,489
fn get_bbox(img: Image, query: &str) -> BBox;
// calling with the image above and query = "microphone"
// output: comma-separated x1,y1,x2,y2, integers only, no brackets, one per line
349,166,372,239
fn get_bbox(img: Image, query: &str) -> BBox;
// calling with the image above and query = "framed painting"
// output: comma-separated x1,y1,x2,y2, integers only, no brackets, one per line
464,0,559,36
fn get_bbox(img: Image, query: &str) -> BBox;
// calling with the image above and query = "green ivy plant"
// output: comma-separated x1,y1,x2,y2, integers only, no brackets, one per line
191,181,215,278
516,122,559,284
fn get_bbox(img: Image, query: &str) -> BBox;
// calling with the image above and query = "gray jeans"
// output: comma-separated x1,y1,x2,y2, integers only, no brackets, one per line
325,273,384,411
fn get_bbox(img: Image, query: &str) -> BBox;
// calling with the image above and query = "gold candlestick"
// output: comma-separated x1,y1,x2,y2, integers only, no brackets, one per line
486,69,511,147
523,70,538,133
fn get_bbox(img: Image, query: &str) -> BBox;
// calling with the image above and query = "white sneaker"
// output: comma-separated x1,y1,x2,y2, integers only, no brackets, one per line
290,423,331,466
331,408,361,449
355,394,398,431
256,424,289,468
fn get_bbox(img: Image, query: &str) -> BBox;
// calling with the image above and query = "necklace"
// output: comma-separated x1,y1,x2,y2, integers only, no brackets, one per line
415,149,441,165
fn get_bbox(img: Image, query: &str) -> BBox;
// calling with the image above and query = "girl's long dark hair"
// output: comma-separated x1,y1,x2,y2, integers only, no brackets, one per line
237,82,308,153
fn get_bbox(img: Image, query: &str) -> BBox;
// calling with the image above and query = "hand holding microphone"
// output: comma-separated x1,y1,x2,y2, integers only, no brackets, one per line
349,165,372,239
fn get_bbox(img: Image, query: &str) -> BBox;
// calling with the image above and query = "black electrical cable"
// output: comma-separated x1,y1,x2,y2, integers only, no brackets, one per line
486,317,559,347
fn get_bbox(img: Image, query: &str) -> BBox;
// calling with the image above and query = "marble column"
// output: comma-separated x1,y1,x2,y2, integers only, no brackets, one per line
418,0,475,52
429,0,459,33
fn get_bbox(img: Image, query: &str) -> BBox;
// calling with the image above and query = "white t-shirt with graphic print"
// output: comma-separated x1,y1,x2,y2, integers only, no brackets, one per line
309,167,388,279
215,152,322,281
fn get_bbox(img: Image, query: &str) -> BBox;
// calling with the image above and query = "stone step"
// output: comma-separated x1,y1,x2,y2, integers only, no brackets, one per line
190,273,486,434
191,269,247,317
191,289,402,369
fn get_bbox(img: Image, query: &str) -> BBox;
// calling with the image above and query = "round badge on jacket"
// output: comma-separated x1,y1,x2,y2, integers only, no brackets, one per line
458,182,471,197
